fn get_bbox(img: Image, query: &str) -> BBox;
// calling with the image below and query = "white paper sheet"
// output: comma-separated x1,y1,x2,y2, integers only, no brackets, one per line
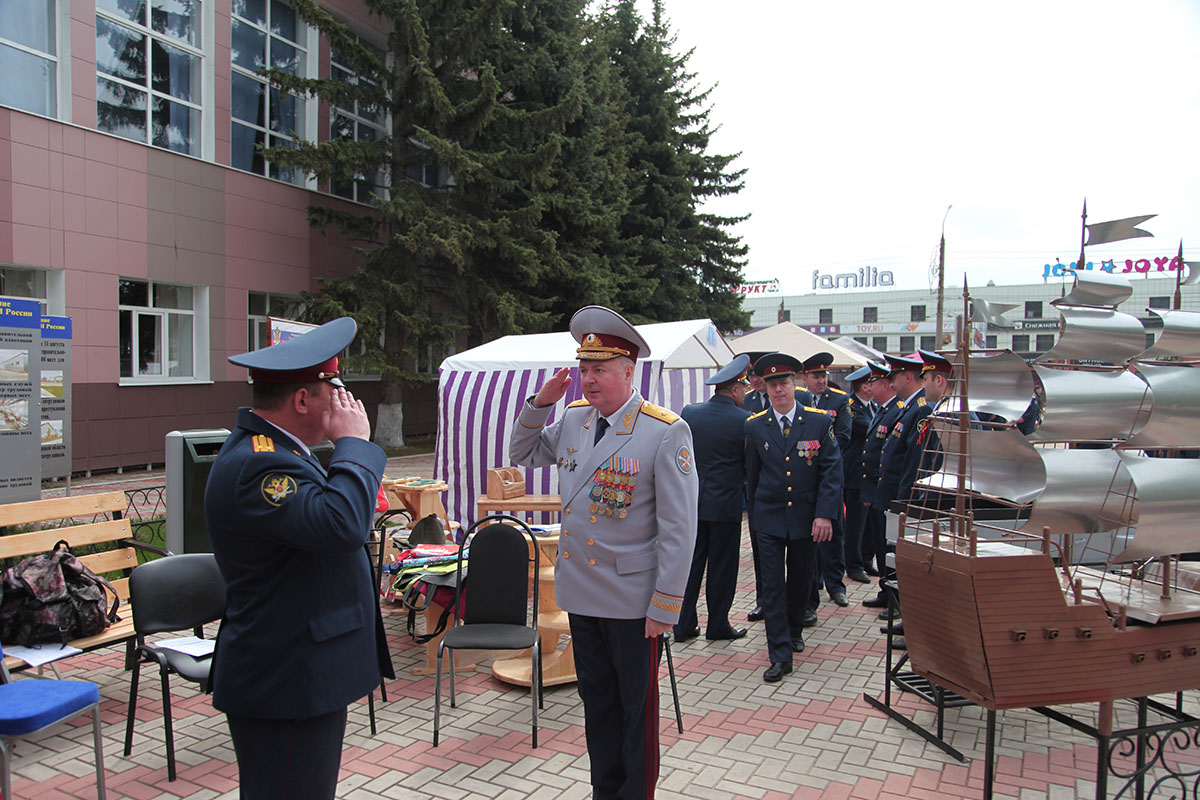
154,636,216,657
2,643,83,667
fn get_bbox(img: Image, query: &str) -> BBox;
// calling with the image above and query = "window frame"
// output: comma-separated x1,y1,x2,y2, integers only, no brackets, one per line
910,305,926,323
1148,296,1171,310
0,0,63,118
862,307,877,324
1012,333,1030,353
329,34,388,203
1025,300,1043,319
899,335,914,353
118,278,210,385
818,308,833,325
94,0,207,157
871,336,887,352
1035,333,1055,353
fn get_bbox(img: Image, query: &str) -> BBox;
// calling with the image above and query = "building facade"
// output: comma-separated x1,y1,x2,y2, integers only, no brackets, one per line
741,274,1198,359
1,0,438,473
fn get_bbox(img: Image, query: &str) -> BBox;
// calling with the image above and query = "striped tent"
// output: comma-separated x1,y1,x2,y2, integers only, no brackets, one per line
434,319,735,527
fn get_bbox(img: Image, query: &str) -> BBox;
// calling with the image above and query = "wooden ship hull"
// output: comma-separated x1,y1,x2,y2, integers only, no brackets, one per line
896,534,1200,711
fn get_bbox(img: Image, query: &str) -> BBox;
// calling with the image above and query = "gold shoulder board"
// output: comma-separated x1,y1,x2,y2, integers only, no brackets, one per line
803,405,829,415
747,410,769,421
640,401,680,424
829,387,847,395
896,400,906,409
568,399,591,408
917,397,928,407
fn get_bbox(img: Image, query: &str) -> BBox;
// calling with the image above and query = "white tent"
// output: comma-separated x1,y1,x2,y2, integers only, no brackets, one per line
730,322,867,368
434,319,734,526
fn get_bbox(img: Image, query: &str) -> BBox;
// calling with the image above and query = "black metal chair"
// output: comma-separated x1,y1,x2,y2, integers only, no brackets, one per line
123,554,226,781
434,515,542,747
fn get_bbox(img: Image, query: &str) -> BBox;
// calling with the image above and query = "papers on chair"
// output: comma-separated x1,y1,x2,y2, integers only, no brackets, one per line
531,524,561,534
2,643,82,667
154,636,216,658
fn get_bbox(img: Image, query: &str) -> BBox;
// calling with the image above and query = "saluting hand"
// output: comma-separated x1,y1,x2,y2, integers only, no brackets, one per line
812,517,833,542
326,387,372,441
532,367,573,408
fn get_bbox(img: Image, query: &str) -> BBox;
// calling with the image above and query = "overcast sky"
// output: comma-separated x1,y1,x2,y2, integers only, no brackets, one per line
648,0,1200,293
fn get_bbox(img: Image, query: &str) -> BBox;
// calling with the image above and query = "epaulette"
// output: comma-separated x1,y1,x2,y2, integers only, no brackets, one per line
829,387,847,395
896,400,906,409
640,401,679,424
803,405,828,415
747,409,769,421
568,399,591,408
917,397,928,407
251,435,275,453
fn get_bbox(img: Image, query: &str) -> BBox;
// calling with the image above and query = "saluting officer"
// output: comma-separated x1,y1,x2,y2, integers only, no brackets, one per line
841,364,874,584
205,318,394,800
675,354,752,642
858,361,903,605
801,352,851,614
509,305,698,800
744,353,842,682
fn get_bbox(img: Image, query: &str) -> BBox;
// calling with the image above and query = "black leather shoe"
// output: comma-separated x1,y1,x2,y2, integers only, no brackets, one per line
877,607,901,621
802,610,819,627
674,626,701,642
763,662,793,682
864,565,880,577
890,636,907,650
791,637,805,653
706,626,747,641
847,570,871,584
862,595,888,609
831,591,849,607
880,623,904,635
747,606,765,621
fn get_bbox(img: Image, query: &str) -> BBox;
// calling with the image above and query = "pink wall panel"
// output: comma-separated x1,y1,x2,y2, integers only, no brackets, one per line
85,198,118,236
11,185,50,228
11,223,51,265
62,193,86,233
9,142,51,188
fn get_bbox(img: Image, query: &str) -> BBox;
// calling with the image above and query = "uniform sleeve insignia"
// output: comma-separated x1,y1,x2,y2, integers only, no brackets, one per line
251,435,275,453
640,402,680,424
676,445,694,474
803,405,828,415
261,473,298,506
567,399,591,408
827,428,836,442
917,397,928,407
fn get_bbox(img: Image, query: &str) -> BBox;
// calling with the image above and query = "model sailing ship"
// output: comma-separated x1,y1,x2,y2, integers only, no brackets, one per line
896,269,1200,711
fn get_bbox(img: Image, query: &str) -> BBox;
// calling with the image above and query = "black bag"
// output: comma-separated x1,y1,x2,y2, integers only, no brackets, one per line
0,540,121,647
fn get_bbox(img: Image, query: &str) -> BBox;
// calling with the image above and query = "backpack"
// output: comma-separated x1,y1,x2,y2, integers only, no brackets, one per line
0,540,121,647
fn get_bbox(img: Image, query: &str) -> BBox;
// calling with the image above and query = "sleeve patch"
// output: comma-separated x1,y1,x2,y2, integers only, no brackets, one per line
676,445,694,475
261,473,298,506
651,591,683,614
251,435,275,453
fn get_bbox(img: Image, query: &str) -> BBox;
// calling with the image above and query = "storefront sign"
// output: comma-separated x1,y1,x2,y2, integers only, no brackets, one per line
737,279,781,295
800,324,841,335
812,267,895,290
1042,256,1183,279
1011,320,1060,330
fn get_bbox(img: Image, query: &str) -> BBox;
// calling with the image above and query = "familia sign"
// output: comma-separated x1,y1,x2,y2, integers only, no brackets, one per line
812,267,895,290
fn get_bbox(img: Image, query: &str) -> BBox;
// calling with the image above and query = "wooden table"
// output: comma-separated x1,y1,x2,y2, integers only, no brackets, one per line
488,531,578,687
475,494,562,519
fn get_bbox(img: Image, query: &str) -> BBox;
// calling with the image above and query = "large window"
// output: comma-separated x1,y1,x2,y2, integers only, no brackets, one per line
230,0,307,184
920,335,935,351
1012,334,1030,353
862,307,877,323
0,266,48,312
1148,296,1170,310
899,336,914,353
330,39,386,203
0,1,58,117
818,308,832,324
910,305,926,322
119,279,200,380
1024,301,1042,319
95,0,202,155
871,336,887,352
1036,334,1055,353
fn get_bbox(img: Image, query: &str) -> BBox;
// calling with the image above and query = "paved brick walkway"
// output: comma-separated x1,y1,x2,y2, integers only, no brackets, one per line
10,457,1199,799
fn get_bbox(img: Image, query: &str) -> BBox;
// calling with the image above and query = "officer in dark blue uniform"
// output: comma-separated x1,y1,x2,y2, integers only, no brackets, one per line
676,355,752,642
841,365,874,584
739,350,773,622
801,352,852,614
205,318,393,800
903,350,955,494
858,361,903,591
744,353,842,682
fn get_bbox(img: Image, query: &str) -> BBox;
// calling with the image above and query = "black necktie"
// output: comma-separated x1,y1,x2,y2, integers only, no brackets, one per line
594,417,609,446
781,415,791,439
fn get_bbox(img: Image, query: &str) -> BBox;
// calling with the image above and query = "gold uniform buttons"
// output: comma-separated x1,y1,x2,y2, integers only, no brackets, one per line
565,508,571,516
786,471,791,477
563,551,571,558
588,559,596,566
787,501,793,507
785,456,791,462
562,530,568,537
587,539,594,545
787,487,793,492
590,515,597,523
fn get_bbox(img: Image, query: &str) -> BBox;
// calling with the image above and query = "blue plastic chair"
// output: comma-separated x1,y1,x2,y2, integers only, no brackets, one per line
0,643,106,800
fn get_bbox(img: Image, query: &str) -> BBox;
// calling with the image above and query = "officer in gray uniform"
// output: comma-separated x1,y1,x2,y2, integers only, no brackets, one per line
509,305,698,800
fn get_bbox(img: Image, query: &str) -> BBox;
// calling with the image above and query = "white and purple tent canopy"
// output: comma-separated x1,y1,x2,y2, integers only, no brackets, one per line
434,319,735,527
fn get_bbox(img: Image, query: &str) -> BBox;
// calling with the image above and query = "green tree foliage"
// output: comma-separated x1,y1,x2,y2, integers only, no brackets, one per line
258,0,747,443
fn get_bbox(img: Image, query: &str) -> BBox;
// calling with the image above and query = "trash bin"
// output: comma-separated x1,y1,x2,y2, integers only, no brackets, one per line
165,429,230,554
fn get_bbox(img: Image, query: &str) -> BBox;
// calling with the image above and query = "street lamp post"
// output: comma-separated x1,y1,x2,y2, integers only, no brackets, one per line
936,205,953,348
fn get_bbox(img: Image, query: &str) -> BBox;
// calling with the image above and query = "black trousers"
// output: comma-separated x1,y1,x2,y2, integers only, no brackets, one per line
842,488,866,573
227,707,348,800
757,533,816,664
569,614,663,800
749,527,764,607
808,518,846,612
675,518,740,637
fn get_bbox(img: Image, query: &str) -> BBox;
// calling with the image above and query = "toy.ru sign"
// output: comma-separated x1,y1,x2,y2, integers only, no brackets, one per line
1042,256,1184,278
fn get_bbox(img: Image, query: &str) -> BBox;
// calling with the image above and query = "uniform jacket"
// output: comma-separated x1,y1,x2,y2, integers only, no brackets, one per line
874,389,932,510
205,408,392,720
744,404,843,540
858,396,904,507
843,393,871,491
742,390,767,415
810,387,852,453
680,394,750,522
509,389,699,624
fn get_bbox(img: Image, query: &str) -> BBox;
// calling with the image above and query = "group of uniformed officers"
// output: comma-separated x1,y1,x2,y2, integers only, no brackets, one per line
675,346,953,683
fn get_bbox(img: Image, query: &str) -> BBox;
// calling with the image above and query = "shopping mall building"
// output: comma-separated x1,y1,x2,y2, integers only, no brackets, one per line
739,268,1198,359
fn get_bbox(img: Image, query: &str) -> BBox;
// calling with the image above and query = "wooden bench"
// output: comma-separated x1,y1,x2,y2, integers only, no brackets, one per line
0,490,168,673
